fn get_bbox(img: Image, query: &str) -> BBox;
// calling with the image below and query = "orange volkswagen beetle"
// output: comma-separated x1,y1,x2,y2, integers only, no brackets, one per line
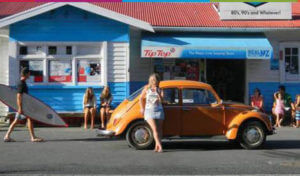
97,80,274,150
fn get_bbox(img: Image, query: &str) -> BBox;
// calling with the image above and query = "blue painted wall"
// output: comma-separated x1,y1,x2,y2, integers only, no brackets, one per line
28,82,128,112
249,82,300,112
10,6,129,42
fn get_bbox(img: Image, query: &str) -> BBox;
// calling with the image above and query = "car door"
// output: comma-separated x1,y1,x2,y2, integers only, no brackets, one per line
162,88,181,136
181,88,225,136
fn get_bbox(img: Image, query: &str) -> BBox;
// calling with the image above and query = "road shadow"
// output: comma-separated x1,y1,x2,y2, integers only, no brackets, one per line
161,140,300,152
162,140,241,151
264,140,300,150
45,137,124,142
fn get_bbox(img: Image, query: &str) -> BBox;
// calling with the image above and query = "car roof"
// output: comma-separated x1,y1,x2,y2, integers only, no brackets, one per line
160,80,213,89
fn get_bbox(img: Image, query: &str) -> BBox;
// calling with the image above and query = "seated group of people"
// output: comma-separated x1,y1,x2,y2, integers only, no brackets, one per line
82,86,112,129
251,86,300,128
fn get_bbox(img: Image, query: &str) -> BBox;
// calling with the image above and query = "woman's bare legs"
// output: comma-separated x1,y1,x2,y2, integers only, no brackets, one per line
275,114,280,127
84,108,89,129
100,108,105,129
105,107,111,125
147,118,163,152
156,120,164,152
89,108,96,129
278,114,284,127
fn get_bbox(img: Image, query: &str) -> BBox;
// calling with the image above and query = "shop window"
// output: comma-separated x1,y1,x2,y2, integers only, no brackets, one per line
48,46,57,55
154,59,202,81
182,89,217,105
285,48,299,81
66,46,72,55
162,88,179,105
77,60,101,83
19,46,28,55
49,60,72,82
20,60,43,83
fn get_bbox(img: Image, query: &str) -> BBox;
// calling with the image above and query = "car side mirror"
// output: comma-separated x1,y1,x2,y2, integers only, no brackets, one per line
211,99,222,107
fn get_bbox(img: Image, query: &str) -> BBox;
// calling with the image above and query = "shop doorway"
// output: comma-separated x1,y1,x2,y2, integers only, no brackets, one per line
153,59,206,82
206,60,245,103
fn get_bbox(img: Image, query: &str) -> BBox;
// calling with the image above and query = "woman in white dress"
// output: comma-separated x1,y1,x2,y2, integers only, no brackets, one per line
139,74,165,153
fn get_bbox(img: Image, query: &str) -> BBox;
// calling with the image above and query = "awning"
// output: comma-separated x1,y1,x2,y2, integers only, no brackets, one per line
141,33,273,59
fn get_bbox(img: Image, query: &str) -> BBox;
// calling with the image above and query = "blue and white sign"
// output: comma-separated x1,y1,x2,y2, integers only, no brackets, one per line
141,34,273,60
142,46,272,59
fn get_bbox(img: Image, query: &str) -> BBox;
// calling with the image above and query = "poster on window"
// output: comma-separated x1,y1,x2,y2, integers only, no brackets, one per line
49,60,72,82
78,60,101,83
20,60,43,83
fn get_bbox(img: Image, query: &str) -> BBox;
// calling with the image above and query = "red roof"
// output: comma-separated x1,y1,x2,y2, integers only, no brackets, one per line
0,2,300,28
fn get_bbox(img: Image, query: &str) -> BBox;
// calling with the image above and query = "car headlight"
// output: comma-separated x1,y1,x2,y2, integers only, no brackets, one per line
251,109,259,112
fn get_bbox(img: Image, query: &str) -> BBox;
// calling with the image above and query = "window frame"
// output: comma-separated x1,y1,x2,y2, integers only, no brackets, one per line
181,88,218,106
17,42,107,86
280,42,300,83
161,87,180,106
19,59,44,83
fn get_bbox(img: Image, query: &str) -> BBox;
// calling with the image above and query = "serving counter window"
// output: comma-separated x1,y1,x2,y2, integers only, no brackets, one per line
77,60,101,83
20,60,44,83
18,43,106,86
49,60,72,83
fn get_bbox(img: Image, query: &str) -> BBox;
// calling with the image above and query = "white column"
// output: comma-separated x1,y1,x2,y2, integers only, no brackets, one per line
0,26,9,117
102,41,108,86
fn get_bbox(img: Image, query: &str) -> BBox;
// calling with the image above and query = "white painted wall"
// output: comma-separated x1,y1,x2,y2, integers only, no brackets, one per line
0,27,9,116
245,30,300,103
8,41,18,87
107,42,129,83
129,28,152,82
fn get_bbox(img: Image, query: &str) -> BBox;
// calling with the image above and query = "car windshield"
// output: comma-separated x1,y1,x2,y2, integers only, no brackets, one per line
127,87,144,101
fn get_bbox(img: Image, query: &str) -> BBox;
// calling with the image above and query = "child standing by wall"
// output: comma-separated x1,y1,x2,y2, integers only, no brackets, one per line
274,92,285,128
292,94,300,128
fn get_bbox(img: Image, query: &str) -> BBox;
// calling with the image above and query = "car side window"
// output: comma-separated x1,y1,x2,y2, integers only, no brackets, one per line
182,89,217,105
162,88,179,105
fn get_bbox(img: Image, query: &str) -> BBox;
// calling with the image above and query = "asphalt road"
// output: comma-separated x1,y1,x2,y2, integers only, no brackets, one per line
0,126,300,175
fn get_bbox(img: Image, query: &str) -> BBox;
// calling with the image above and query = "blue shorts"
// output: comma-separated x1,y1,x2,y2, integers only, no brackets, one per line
15,113,27,120
296,111,300,121
144,108,165,121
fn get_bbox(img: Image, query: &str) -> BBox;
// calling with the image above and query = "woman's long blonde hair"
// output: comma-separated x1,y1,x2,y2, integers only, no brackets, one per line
148,73,160,88
100,86,111,100
84,87,95,104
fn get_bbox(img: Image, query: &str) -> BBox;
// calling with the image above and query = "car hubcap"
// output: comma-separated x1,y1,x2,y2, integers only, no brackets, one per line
243,127,261,145
133,127,149,144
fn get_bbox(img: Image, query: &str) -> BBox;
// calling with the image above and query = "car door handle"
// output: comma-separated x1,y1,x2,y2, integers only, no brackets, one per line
182,108,192,111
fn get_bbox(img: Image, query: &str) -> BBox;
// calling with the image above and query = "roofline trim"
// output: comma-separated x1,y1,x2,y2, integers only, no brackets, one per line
153,26,300,32
0,2,154,32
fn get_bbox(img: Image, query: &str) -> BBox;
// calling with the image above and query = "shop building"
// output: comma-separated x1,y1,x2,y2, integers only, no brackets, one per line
0,2,299,117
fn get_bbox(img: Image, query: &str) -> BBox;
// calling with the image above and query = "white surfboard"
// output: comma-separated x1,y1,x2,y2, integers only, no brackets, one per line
0,84,67,127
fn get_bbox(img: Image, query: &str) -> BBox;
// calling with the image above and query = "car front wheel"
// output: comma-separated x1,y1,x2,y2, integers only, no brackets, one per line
126,121,154,150
239,121,266,149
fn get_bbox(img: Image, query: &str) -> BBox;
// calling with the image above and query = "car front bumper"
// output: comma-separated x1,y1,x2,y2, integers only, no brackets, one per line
96,129,115,136
267,127,276,135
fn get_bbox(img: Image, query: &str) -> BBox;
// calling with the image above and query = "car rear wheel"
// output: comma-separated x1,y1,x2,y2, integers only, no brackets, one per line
126,121,154,150
239,121,266,149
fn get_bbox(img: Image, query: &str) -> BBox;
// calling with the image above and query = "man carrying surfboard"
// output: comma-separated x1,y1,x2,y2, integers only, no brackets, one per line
4,68,43,142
